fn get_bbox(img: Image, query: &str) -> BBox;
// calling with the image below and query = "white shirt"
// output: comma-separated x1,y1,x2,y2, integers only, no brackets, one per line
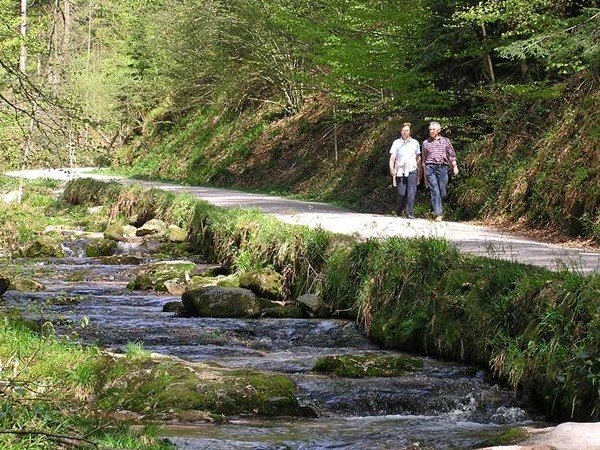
389,138,420,176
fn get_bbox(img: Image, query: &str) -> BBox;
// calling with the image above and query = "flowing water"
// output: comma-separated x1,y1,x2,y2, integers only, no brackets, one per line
1,238,547,449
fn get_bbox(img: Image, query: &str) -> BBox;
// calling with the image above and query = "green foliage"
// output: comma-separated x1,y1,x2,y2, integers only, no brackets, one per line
454,0,600,77
453,77,600,239
61,178,122,206
0,314,172,449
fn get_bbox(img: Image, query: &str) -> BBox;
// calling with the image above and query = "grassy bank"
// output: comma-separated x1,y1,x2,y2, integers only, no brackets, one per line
62,178,600,420
0,314,172,450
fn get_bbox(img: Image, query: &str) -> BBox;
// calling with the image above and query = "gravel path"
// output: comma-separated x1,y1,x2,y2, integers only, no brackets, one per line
7,167,600,275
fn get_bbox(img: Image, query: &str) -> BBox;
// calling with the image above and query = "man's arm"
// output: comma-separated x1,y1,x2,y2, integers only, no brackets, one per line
389,152,397,177
446,138,459,176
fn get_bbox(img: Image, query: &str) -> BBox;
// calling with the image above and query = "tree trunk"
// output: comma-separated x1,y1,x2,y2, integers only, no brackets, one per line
86,0,93,70
19,0,28,72
481,24,496,84
63,0,71,55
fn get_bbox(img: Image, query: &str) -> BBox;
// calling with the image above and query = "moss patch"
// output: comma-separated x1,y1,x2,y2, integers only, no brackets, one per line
94,357,302,417
313,353,423,378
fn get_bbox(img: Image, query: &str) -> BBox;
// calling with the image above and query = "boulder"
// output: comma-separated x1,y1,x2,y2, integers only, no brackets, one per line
165,224,187,242
23,236,65,258
136,219,167,237
98,255,143,265
162,301,184,314
85,238,118,257
104,222,138,242
296,293,330,318
163,279,187,295
128,260,197,292
182,286,272,318
313,353,423,378
238,268,283,300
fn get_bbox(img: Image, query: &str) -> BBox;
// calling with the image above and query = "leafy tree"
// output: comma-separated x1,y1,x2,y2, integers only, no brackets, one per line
454,0,600,80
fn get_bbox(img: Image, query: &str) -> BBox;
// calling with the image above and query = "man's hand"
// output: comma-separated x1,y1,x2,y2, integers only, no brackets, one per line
452,163,459,176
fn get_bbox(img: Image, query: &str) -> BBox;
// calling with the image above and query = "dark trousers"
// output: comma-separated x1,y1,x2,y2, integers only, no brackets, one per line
425,164,449,217
395,170,418,217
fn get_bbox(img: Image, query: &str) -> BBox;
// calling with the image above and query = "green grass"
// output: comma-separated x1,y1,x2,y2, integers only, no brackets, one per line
0,315,173,449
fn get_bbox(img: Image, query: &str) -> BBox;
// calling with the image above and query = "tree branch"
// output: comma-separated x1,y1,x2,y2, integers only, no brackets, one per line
0,429,98,448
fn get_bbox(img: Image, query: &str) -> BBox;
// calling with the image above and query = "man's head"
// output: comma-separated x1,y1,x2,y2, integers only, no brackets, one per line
401,122,411,140
429,121,441,139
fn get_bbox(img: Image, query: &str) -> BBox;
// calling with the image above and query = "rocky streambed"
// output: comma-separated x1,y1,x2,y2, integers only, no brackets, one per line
0,232,547,449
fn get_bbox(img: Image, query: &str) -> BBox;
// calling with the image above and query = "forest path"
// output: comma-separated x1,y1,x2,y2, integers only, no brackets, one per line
8,167,600,275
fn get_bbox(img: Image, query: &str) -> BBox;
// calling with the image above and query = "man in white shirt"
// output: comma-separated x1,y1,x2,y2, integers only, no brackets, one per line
389,122,421,219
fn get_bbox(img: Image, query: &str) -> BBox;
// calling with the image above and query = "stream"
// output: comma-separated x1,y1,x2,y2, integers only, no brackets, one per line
1,237,547,450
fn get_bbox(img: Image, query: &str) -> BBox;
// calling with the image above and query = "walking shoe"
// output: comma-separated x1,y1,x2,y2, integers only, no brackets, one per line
407,215,416,220
435,215,443,222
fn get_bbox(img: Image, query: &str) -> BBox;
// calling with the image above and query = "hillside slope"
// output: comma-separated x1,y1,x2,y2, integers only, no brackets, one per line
121,75,600,243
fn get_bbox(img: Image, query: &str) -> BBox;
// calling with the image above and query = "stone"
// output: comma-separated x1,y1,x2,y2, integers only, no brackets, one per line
98,255,143,265
136,219,167,237
481,422,600,450
85,238,118,257
163,279,187,295
296,293,330,318
182,286,272,318
238,268,283,300
128,260,197,292
166,224,187,242
23,236,65,258
104,222,138,241
162,301,184,314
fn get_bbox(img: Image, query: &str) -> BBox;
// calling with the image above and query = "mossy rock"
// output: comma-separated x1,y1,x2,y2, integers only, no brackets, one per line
128,260,197,292
215,274,240,288
104,222,137,242
23,235,65,258
238,268,283,300
187,275,219,289
313,353,424,378
261,303,306,318
166,224,187,242
296,293,331,318
162,301,184,314
98,255,143,265
10,278,46,292
94,357,303,418
85,238,118,257
182,286,273,318
136,218,167,237
477,427,530,446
